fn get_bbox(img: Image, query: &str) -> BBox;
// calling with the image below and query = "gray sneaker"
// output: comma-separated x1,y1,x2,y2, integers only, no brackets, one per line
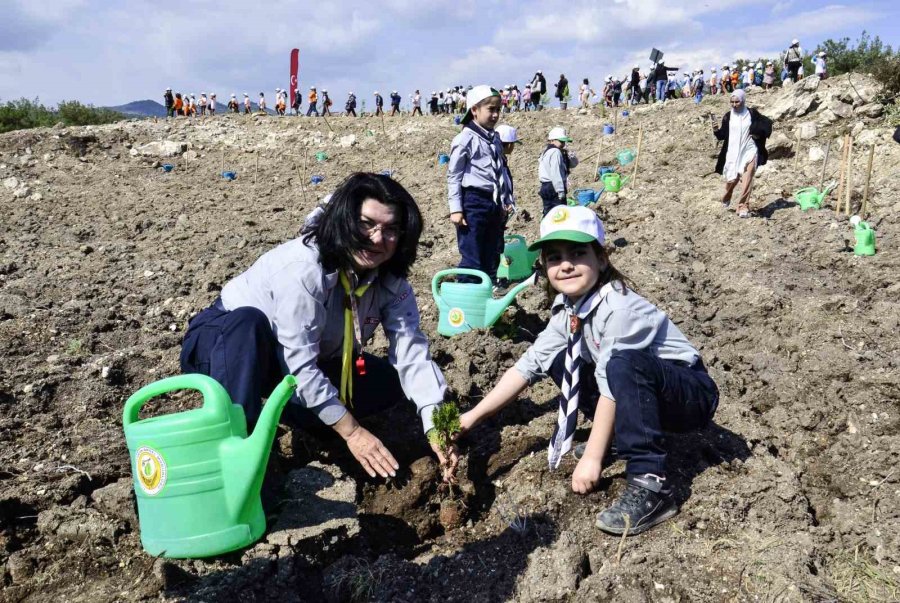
595,474,678,535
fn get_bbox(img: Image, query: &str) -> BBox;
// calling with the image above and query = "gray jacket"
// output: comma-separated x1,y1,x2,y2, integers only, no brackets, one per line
514,282,699,400
538,146,579,197
220,239,446,432
447,125,503,214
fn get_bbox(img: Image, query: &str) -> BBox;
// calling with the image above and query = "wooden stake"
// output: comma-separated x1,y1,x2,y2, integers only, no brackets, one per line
380,109,386,135
818,140,831,190
631,123,644,188
322,113,335,133
614,110,618,136
254,150,259,185
835,135,849,211
861,144,875,218
592,137,604,182
220,149,225,174
793,138,801,168
844,136,854,215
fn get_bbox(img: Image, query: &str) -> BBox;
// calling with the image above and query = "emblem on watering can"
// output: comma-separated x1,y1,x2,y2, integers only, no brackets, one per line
136,446,167,496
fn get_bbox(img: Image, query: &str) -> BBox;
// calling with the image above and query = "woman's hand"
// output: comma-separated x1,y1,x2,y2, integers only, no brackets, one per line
571,456,602,494
450,212,467,226
334,413,399,479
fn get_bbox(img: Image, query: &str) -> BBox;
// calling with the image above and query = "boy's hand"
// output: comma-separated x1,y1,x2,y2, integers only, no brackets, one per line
571,456,602,494
450,212,467,226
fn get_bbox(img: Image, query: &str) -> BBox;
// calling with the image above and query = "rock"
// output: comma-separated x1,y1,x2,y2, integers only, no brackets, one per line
6,550,34,584
817,109,838,125
855,129,881,146
29,192,43,202
516,530,589,601
829,100,853,119
854,103,883,119
266,462,359,559
91,477,138,526
795,122,817,140
338,134,357,148
2,176,18,190
37,506,122,544
135,140,187,157
808,146,825,162
838,76,881,106
767,132,793,159
182,150,198,161
797,75,820,93
129,147,139,157
851,122,865,137
12,186,30,199
794,93,818,117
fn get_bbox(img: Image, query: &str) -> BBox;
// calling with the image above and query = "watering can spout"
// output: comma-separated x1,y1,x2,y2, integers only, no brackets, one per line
220,374,297,522
486,273,536,326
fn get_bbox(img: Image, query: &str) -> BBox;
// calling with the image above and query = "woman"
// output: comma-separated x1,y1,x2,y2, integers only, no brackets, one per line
180,173,457,480
580,78,593,108
763,62,775,90
713,90,772,218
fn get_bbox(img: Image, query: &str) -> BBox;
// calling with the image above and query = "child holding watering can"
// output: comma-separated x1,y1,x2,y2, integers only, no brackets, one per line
456,206,719,535
180,173,458,482
538,126,579,217
447,85,514,286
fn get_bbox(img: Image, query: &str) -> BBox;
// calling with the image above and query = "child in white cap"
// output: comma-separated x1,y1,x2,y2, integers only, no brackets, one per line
447,85,509,285
815,51,827,79
243,93,251,114
538,127,579,216
457,205,719,536
228,94,238,113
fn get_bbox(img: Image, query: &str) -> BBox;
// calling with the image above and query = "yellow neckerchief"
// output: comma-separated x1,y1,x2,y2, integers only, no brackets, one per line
339,270,371,406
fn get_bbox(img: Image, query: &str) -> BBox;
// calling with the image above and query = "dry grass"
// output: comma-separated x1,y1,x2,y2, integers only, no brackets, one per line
829,545,900,602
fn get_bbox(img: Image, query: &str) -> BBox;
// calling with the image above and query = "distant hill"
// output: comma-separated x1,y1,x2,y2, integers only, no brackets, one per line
106,98,277,117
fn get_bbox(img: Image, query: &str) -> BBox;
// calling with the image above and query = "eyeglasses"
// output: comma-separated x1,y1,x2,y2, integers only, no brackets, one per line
360,218,402,241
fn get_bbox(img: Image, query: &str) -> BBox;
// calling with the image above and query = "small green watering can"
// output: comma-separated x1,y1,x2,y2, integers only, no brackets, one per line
432,269,535,336
315,151,328,162
850,216,876,256
616,149,636,166
122,373,297,558
602,172,629,193
794,187,827,211
496,234,539,282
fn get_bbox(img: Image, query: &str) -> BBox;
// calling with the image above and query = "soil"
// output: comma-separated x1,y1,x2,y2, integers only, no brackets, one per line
1,74,899,602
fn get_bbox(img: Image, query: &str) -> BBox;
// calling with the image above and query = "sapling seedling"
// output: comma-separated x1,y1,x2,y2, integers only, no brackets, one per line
428,401,462,497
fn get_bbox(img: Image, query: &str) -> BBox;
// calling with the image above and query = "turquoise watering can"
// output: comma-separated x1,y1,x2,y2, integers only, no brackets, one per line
616,149,636,166
850,216,876,256
602,172,629,193
432,269,535,336
122,374,297,558
497,234,539,282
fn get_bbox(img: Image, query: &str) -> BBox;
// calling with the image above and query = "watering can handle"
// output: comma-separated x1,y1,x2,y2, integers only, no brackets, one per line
431,268,490,307
122,373,233,427
504,234,526,245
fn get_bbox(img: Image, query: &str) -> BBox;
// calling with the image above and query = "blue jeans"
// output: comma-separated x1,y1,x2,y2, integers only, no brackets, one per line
656,79,667,101
548,348,719,477
180,303,404,428
456,187,505,283
539,181,564,217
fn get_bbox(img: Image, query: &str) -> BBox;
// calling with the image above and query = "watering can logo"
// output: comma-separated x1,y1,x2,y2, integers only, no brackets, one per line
432,269,535,336
136,447,167,496
123,373,297,558
602,172,629,193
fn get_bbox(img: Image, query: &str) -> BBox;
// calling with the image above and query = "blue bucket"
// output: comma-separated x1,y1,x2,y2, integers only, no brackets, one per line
438,153,450,165
574,189,597,206
603,124,615,135
162,164,174,173
622,110,630,117
598,166,615,177
221,171,236,180
379,169,395,177
454,116,462,125
311,175,324,184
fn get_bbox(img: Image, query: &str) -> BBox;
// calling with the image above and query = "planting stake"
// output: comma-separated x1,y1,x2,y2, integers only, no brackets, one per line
254,151,259,185
614,110,618,137
631,123,644,188
793,138,801,168
835,135,849,212
220,149,225,174
818,141,831,190
322,113,335,133
861,144,875,218
592,140,604,182
844,136,853,215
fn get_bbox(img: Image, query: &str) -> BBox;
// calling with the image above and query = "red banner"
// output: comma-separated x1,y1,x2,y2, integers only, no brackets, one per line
289,49,299,108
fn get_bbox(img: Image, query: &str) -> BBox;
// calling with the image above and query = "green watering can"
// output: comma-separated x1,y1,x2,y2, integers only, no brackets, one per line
122,373,297,558
602,172,629,193
432,268,535,336
616,149,636,166
850,216,876,256
315,151,328,162
496,234,539,282
794,186,830,211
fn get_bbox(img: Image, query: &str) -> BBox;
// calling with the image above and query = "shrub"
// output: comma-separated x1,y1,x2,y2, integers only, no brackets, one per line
0,98,124,134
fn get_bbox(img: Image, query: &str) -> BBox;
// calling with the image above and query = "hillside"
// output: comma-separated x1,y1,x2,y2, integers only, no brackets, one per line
1,74,898,602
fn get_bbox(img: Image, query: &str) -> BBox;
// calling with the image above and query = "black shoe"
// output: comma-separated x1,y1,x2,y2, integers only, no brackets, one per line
595,474,678,535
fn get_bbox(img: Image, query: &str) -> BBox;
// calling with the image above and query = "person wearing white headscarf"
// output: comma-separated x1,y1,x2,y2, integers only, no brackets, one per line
713,89,772,218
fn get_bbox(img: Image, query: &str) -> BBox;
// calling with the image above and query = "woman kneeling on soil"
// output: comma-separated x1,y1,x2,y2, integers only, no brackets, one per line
713,89,772,218
457,206,719,535
180,172,457,480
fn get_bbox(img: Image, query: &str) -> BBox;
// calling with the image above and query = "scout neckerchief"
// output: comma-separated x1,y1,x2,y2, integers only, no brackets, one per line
339,270,371,407
547,283,610,469
464,120,512,209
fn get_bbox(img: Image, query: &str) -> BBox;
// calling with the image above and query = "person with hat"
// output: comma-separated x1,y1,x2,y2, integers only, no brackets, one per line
275,88,286,116
164,87,174,118
709,68,718,96
172,92,184,116
730,65,740,91
446,85,510,285
345,91,358,117
389,90,401,116
814,51,828,80
783,38,804,82
243,93,252,114
257,92,267,114
208,93,217,115
455,205,719,535
713,89,772,218
292,89,302,115
720,65,731,94
373,91,384,116
538,127,579,217
763,62,776,90
307,87,319,116
754,63,764,86
741,66,752,89
628,66,642,104
530,70,547,110
429,91,439,115
228,94,239,113
521,85,532,112
411,90,423,116
692,69,705,104
321,89,333,116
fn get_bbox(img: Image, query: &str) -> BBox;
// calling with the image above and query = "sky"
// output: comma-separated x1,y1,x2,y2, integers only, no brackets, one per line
1,0,898,108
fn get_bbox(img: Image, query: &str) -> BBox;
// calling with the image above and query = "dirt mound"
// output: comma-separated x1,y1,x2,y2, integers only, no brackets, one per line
1,74,899,602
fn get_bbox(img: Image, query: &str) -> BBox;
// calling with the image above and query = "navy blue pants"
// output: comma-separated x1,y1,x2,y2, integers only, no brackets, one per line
456,187,506,283
540,181,564,217
548,348,718,476
179,303,405,429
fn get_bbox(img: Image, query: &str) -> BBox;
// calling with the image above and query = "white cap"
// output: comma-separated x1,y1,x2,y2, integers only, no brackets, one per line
818,51,826,57
310,85,316,89
166,87,171,90
496,124,520,144
349,91,353,94
243,93,248,96
374,90,379,94
462,84,498,123
711,68,717,72
633,64,639,69
231,93,235,97
432,90,437,95
723,64,729,68
792,38,799,45
537,70,542,74
392,90,397,93
323,89,327,92
529,205,606,251
547,126,573,142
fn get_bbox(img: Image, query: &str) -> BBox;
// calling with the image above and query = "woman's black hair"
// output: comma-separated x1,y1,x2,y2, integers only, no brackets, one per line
583,78,589,85
301,172,423,278
537,241,630,300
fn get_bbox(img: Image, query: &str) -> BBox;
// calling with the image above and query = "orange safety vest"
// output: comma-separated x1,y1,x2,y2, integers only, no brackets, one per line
309,92,317,103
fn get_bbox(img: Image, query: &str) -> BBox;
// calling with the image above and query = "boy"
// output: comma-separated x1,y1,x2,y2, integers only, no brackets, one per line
307,87,319,116
447,85,509,285
390,90,401,116
538,127,579,216
374,91,384,116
